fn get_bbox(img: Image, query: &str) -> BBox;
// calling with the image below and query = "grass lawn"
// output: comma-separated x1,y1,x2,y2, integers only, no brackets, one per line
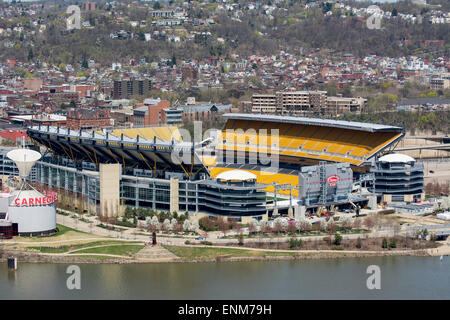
164,246,298,259
69,245,144,256
11,224,94,243
28,240,143,253
54,224,89,236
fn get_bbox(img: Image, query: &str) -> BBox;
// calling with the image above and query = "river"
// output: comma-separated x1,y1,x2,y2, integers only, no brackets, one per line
0,256,448,299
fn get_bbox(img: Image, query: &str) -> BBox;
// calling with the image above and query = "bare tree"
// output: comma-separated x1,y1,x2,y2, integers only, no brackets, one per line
352,218,362,229
327,219,337,235
248,221,257,234
364,216,375,230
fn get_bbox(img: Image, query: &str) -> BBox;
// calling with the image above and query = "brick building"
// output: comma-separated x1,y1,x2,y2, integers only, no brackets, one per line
133,99,170,126
85,1,95,11
66,108,111,130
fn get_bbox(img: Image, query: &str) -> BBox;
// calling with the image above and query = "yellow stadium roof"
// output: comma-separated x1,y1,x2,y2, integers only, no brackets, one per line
109,126,182,142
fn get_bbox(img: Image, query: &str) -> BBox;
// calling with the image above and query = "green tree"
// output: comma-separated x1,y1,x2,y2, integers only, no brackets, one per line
28,48,33,61
333,232,342,246
382,238,388,249
153,1,161,9
389,238,397,249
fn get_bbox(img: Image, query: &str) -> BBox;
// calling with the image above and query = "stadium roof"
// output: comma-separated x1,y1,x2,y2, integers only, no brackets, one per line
216,169,257,182
222,113,403,133
27,125,209,178
378,153,415,163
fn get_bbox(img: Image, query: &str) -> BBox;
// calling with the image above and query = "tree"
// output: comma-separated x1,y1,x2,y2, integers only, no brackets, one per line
248,219,258,234
382,238,388,249
191,220,200,233
217,217,228,236
287,221,297,234
163,218,171,232
391,8,398,17
273,218,283,234
150,215,160,232
300,220,312,233
364,216,375,230
81,59,89,69
260,221,271,234
28,48,33,61
340,215,353,231
355,237,362,249
153,1,161,9
352,218,362,230
327,219,337,235
183,219,191,232
170,218,178,232
237,232,244,246
318,218,327,232
333,232,342,246
389,238,397,249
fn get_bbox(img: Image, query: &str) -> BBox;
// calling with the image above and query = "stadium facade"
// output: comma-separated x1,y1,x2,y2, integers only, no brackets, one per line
371,153,425,203
2,113,408,221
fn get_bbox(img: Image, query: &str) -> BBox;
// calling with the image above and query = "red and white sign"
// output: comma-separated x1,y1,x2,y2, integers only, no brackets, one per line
14,195,57,207
327,176,339,187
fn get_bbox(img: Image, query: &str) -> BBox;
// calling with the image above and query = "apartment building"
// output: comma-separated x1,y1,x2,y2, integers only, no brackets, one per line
251,94,277,113
251,90,364,116
325,96,367,115
113,79,152,99
430,78,450,91
252,90,327,115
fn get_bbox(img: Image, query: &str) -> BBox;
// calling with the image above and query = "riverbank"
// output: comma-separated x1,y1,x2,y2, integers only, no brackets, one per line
0,244,436,265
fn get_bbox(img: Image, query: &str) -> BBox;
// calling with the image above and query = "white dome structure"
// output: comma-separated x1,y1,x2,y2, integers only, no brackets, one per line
216,170,257,182
378,153,415,163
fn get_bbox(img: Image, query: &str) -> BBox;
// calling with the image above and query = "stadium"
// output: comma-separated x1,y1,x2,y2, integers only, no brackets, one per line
21,113,410,222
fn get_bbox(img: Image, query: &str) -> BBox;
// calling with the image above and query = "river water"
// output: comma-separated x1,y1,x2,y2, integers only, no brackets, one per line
0,256,448,299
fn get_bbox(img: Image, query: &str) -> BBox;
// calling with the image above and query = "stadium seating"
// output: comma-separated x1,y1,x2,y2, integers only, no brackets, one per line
209,167,299,197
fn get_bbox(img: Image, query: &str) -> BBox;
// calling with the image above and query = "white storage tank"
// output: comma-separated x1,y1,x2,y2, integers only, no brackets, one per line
8,189,56,236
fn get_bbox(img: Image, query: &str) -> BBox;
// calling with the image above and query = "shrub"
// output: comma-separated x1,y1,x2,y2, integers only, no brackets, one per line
199,217,219,232
184,240,190,245
382,238,388,248
200,240,213,245
289,237,303,249
333,232,342,246
355,237,362,249
389,238,397,249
